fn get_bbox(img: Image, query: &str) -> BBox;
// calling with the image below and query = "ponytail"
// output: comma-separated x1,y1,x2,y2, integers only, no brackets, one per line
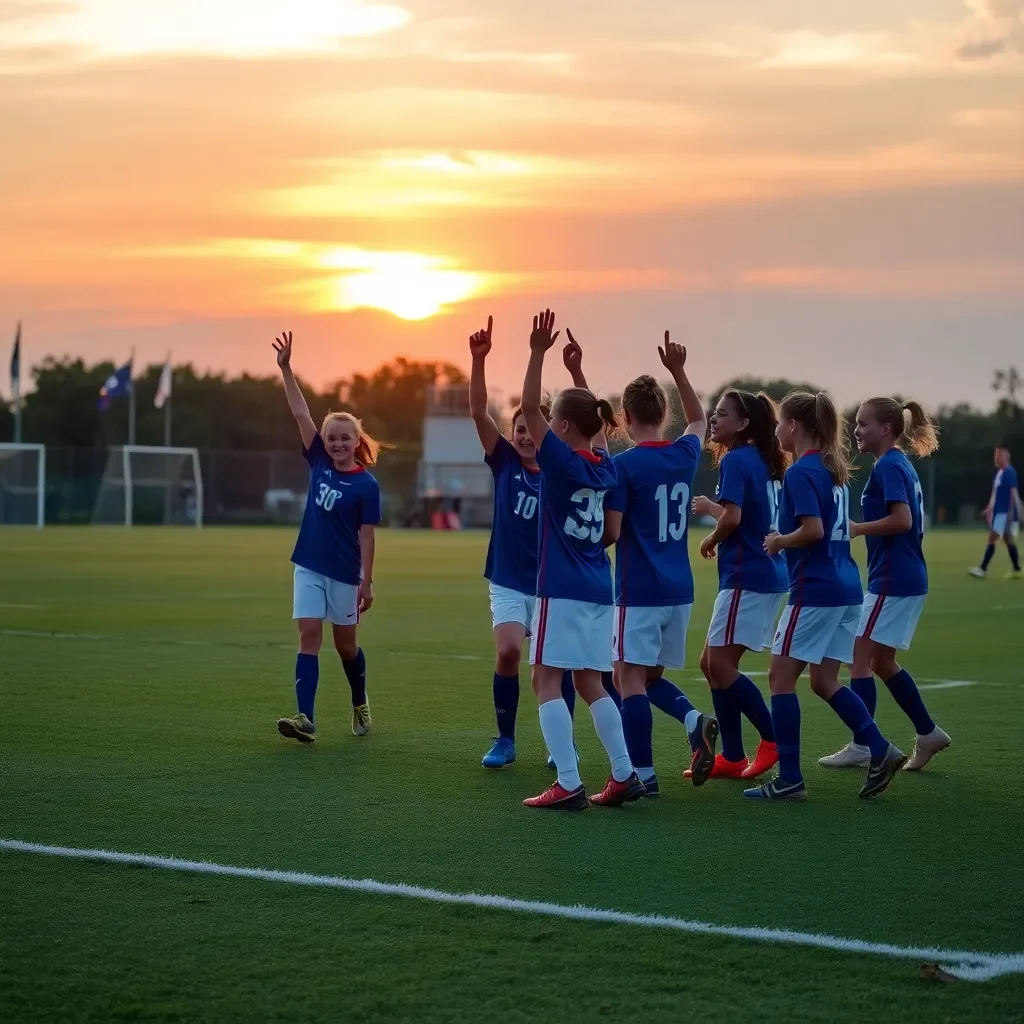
555,387,618,440
321,411,394,467
780,390,851,486
596,398,619,433
860,397,940,459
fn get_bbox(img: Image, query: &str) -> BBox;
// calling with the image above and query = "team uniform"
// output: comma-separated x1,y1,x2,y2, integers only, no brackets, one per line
530,433,617,670
707,444,788,651
607,435,702,668
991,465,1020,538
772,452,863,665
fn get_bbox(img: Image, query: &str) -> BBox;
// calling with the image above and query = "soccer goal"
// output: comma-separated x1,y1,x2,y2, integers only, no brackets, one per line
0,443,46,527
91,446,204,527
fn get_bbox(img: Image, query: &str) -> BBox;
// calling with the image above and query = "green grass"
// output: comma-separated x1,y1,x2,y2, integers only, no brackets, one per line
1,528,1023,1023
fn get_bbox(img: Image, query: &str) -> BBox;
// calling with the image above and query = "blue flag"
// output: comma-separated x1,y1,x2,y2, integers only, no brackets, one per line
98,360,133,410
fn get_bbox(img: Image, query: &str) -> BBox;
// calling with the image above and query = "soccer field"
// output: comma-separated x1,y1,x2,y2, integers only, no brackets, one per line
1,528,1022,1022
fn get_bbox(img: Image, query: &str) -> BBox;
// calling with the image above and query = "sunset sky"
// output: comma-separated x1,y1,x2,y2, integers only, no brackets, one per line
2,0,1023,407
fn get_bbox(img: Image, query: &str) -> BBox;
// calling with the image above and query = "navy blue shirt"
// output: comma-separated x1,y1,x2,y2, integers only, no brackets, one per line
484,436,541,596
606,435,702,606
993,465,1019,517
290,434,381,586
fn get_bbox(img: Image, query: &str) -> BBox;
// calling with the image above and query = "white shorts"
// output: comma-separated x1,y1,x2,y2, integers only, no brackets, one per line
293,565,359,626
991,513,1018,537
707,590,785,653
772,604,861,666
857,593,926,651
530,597,614,671
613,604,692,669
489,583,536,632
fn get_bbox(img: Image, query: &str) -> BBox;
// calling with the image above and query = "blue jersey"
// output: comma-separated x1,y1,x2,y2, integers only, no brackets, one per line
536,432,616,605
714,444,788,595
778,452,862,608
861,448,927,597
484,436,541,596
606,436,702,606
993,465,1019,517
290,434,382,586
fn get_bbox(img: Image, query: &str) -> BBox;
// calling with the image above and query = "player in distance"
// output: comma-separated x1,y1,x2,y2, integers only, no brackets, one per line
969,445,1022,581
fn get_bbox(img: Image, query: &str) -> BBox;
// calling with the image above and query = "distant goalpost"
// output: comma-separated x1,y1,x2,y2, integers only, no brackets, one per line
91,445,204,527
0,443,46,528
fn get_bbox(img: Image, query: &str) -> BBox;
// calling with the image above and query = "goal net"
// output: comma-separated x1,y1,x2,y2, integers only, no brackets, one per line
91,446,204,527
0,443,46,527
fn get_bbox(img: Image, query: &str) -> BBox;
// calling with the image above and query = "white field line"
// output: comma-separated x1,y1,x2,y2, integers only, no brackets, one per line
1,839,1021,983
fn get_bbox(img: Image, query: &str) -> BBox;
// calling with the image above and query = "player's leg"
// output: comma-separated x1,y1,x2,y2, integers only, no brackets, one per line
1002,523,1022,577
614,606,657,790
970,527,1001,578
701,643,750,774
576,667,644,806
483,585,531,768
278,567,326,742
325,579,370,736
820,606,876,768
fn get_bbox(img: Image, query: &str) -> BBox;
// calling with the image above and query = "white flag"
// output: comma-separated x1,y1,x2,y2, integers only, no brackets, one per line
154,357,172,409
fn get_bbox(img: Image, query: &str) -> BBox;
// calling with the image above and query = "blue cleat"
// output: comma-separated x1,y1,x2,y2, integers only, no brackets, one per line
482,737,516,769
743,776,807,802
640,775,660,798
546,745,580,771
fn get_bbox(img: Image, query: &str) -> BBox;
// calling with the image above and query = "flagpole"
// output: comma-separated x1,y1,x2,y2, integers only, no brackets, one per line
162,354,172,447
13,381,20,444
11,321,21,444
128,349,136,446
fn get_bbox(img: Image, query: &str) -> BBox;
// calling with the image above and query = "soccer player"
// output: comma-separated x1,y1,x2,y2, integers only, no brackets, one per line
520,309,643,810
969,446,1022,580
692,389,788,782
468,316,577,769
819,398,950,772
600,333,719,796
272,331,385,744
744,391,905,802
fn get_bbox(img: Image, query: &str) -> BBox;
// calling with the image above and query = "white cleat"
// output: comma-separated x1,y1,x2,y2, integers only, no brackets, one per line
968,567,986,579
902,726,951,771
818,742,871,769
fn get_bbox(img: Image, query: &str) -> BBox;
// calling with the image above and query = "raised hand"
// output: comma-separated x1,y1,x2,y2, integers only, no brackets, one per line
658,330,687,375
273,330,293,370
530,309,560,351
469,316,493,359
562,329,584,377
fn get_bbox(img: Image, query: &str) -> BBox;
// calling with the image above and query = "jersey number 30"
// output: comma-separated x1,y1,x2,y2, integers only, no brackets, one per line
316,483,343,511
564,488,606,543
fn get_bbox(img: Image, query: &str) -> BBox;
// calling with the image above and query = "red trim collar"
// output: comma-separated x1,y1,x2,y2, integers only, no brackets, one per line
637,440,672,448
338,465,366,474
520,460,541,474
574,448,603,464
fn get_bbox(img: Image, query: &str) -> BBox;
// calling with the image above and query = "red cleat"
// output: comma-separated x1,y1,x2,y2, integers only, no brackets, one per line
523,782,588,811
589,773,646,807
684,754,747,780
740,740,779,779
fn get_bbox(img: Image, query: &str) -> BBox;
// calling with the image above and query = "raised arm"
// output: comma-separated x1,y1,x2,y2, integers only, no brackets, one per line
659,331,706,439
850,503,912,539
468,317,501,456
523,310,559,450
273,331,317,450
562,329,590,390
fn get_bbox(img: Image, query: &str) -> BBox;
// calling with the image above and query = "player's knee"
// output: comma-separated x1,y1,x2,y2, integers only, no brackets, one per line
333,634,358,661
698,647,714,685
808,674,830,699
297,623,322,653
870,652,899,680
707,648,736,689
495,643,521,676
768,664,794,695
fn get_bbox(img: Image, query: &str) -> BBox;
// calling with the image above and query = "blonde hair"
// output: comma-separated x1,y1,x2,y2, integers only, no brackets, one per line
320,411,393,467
861,397,940,458
553,387,619,440
779,390,852,486
621,375,668,428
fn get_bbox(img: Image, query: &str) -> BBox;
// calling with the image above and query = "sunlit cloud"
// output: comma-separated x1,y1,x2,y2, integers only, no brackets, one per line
759,31,919,69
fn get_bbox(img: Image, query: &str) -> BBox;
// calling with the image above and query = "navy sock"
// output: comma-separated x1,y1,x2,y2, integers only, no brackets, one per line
1009,544,1021,572
731,674,775,743
849,676,876,745
711,687,744,762
493,672,519,742
342,648,367,706
560,670,576,718
828,686,888,760
980,543,996,570
621,694,654,776
771,693,802,784
601,671,622,709
295,652,319,721
883,669,935,736
647,677,696,725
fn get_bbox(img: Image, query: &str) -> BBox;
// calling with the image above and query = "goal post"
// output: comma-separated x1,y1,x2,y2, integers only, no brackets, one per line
91,445,203,527
0,443,46,527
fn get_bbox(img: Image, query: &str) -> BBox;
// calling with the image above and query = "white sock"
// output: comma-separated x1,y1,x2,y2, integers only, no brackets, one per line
684,709,701,736
589,696,633,782
635,766,656,783
538,699,582,791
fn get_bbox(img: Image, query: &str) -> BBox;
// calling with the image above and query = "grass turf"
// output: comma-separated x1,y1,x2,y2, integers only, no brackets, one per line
1,527,1022,1022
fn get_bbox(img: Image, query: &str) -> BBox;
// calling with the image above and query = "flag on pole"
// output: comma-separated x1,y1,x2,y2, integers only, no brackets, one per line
98,359,133,410
155,355,172,410
9,321,19,401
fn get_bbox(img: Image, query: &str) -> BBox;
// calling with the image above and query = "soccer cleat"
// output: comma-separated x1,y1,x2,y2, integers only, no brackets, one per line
351,702,371,736
523,782,588,811
858,744,907,799
687,714,720,787
684,753,747,780
902,726,951,771
1006,570,1022,581
818,742,871,769
741,740,779,779
277,713,316,744
742,776,807,802
639,775,660,798
481,737,516,769
589,773,646,807
968,567,986,579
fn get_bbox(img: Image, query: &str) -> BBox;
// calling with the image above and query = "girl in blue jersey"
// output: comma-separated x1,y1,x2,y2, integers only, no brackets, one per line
744,390,904,802
468,317,576,770
520,310,642,811
272,331,387,744
692,389,788,782
819,397,951,772
602,334,719,795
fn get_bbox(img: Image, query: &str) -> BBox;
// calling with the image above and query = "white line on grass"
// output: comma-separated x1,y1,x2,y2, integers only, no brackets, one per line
917,680,979,691
2,838,1021,983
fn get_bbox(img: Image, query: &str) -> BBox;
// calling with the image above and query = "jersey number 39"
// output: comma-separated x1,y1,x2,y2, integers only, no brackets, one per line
564,488,606,543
